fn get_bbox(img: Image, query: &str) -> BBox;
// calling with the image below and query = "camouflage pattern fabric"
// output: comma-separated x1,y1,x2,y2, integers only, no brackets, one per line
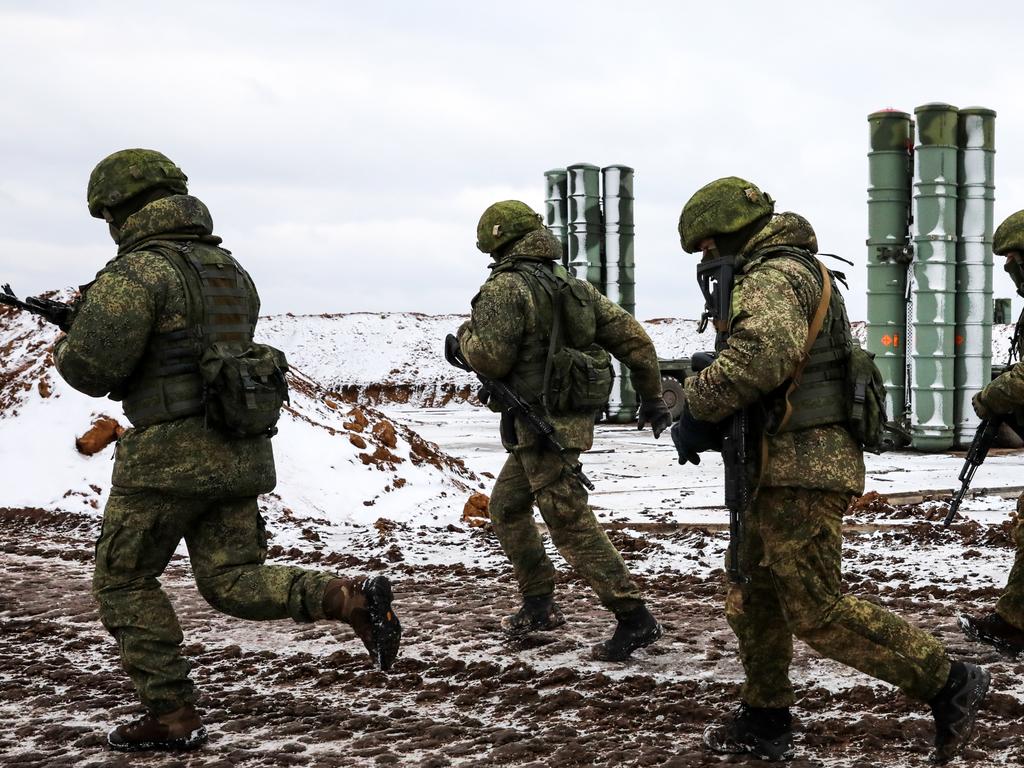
488,448,641,613
683,213,864,494
94,488,337,714
54,195,275,496
459,227,662,453
459,225,660,613
977,359,1024,423
729,487,951,707
995,493,1024,628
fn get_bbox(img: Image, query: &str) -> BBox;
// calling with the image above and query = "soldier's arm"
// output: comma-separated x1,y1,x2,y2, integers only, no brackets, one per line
588,284,662,400
978,361,1024,415
458,275,526,379
54,271,157,397
684,261,819,423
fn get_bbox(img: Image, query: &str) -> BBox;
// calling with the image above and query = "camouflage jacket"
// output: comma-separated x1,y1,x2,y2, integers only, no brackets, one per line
684,214,865,495
458,228,662,452
979,319,1024,420
54,195,276,497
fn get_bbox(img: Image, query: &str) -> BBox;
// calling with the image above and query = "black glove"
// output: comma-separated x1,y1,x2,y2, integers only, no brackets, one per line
670,407,722,465
637,397,672,439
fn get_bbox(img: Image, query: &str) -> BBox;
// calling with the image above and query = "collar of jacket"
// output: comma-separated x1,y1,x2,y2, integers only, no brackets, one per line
117,194,223,255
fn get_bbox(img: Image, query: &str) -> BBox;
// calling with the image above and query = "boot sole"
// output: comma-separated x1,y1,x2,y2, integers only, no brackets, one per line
702,723,794,762
108,727,208,753
364,576,401,672
957,615,1024,659
501,614,567,638
931,665,991,765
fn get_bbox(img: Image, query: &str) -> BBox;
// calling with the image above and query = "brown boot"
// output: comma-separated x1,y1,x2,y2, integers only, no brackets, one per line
107,704,207,752
324,576,401,671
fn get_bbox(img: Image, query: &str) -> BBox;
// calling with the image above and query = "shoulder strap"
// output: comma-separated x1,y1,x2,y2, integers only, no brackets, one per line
768,258,832,436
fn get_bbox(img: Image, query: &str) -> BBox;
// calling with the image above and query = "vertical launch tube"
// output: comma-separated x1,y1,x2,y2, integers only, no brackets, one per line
866,110,914,423
602,165,637,422
954,108,996,446
544,168,569,268
909,103,959,451
567,163,603,285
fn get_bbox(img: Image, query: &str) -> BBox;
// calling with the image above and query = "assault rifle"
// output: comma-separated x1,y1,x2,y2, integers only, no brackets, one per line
692,351,752,583
0,284,73,330
444,333,595,491
942,417,1003,527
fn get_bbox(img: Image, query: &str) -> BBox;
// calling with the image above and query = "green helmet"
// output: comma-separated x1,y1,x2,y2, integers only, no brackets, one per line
678,176,775,253
87,149,188,219
476,200,543,254
993,210,1024,255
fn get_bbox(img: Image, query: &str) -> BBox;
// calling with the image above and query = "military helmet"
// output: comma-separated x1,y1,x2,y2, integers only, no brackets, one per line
87,149,188,219
476,200,543,254
993,210,1024,256
678,177,775,253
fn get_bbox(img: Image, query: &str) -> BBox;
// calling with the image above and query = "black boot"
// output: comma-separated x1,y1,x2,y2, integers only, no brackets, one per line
501,594,566,636
702,703,794,762
958,611,1024,657
590,604,662,661
929,661,990,764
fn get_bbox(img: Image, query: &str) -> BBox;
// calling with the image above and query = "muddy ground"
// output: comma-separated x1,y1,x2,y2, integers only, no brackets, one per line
1,506,1022,768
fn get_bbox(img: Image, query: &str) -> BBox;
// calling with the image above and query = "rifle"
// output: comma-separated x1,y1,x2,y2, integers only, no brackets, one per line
942,417,1003,527
692,351,751,583
444,333,595,491
0,284,73,330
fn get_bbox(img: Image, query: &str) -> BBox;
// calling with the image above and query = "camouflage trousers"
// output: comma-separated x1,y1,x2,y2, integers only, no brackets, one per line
488,448,642,614
996,492,1024,628
727,486,951,708
93,487,338,714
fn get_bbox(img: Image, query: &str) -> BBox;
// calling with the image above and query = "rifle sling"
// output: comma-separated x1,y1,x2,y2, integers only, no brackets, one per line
769,258,832,436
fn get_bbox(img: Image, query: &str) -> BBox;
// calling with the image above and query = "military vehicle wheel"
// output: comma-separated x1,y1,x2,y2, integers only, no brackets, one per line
661,376,685,421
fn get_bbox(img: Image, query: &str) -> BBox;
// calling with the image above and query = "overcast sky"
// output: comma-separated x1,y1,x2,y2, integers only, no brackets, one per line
1,0,1022,323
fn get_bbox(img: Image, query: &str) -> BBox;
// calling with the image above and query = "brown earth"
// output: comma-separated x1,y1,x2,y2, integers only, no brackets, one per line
0,507,1021,768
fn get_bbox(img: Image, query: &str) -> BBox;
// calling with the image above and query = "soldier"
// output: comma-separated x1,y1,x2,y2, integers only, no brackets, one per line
960,210,1024,656
672,177,989,763
457,201,672,660
57,149,401,752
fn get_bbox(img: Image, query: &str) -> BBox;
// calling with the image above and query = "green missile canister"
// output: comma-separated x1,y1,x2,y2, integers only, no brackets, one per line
567,163,603,284
544,168,570,268
954,108,996,446
909,103,959,451
602,164,637,423
866,109,914,424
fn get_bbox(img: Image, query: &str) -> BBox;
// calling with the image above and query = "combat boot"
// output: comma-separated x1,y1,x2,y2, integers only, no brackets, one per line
501,594,566,636
590,603,662,661
702,703,794,762
107,704,207,752
324,576,402,671
929,661,990,764
958,611,1024,657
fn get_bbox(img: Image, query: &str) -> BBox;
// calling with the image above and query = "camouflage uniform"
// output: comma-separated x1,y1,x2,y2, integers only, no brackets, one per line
683,213,951,707
55,193,345,715
975,209,1024,629
458,226,663,615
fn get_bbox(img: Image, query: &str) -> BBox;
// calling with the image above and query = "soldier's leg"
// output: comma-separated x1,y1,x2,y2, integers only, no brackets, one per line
995,493,1024,628
487,453,557,598
186,497,335,622
520,448,641,613
93,488,202,713
761,487,950,702
727,499,796,708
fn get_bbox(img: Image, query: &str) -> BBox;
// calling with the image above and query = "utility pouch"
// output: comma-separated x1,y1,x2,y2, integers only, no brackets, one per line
546,344,615,414
847,342,888,452
200,342,290,437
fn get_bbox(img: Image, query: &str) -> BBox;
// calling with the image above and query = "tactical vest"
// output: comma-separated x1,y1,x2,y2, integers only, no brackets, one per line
484,258,603,409
739,245,853,433
119,241,259,428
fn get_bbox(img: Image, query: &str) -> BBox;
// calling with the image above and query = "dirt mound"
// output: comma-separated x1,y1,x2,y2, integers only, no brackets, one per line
74,415,125,456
